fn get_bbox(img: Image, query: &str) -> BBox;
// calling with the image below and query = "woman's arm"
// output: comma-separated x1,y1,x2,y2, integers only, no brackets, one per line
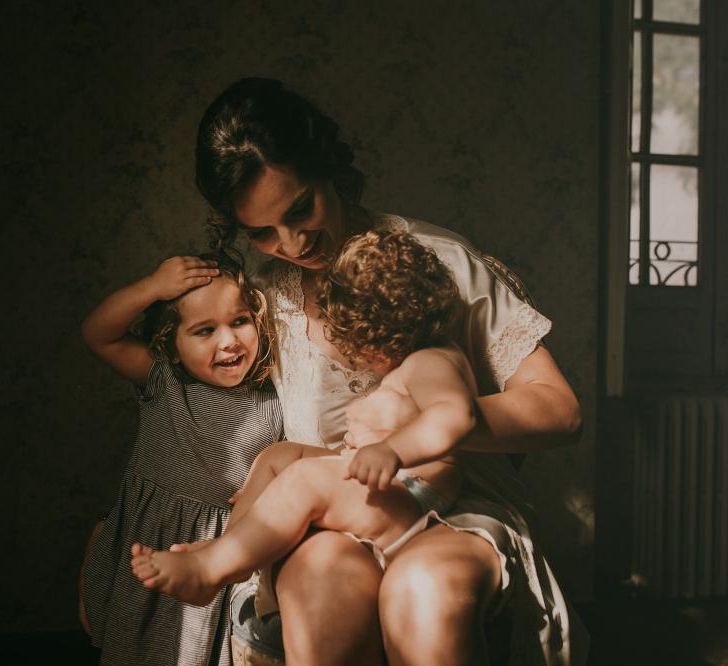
81,256,218,383
459,344,582,454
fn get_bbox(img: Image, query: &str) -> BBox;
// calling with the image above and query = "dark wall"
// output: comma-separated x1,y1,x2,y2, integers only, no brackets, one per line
2,0,600,632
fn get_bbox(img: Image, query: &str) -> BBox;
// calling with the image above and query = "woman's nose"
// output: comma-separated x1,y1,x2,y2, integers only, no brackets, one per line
276,225,304,258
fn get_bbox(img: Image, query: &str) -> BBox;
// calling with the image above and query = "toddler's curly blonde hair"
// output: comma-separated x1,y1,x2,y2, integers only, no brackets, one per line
317,229,460,368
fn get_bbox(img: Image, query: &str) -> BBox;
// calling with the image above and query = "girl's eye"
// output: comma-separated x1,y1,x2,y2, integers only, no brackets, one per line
233,316,252,327
194,327,214,336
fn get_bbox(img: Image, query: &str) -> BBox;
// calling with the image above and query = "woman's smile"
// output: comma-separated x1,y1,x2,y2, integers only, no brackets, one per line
234,164,343,271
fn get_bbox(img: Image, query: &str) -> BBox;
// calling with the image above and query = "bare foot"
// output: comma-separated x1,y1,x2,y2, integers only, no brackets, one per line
169,539,211,553
131,542,154,558
130,545,221,606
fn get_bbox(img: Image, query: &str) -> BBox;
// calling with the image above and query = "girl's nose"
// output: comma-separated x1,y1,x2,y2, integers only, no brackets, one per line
218,326,238,350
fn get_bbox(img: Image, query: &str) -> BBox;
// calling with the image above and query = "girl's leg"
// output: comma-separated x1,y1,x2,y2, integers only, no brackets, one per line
378,524,502,666
131,457,421,606
275,530,386,666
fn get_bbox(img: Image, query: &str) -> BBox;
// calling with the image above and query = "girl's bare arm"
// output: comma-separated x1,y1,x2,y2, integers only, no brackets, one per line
81,256,218,383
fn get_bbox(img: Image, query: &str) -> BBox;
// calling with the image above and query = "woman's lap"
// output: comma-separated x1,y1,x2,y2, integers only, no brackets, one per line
263,524,503,664
276,530,385,665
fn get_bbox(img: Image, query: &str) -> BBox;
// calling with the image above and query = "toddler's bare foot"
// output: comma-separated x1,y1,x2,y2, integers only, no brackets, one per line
131,543,154,558
130,545,221,606
169,539,211,553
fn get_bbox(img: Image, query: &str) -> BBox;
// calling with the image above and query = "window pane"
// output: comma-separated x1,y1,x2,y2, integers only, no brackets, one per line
629,162,641,285
632,30,642,153
653,0,700,24
649,165,698,285
634,0,642,19
651,34,700,155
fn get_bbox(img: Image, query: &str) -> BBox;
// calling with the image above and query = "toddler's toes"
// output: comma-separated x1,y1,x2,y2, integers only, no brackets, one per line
131,543,154,557
132,559,159,582
169,543,189,552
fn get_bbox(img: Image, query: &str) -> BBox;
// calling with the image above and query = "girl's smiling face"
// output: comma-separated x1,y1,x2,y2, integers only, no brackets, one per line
174,277,259,387
234,164,344,271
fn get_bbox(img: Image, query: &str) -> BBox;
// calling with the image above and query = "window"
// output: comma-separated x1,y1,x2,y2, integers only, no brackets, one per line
630,0,701,287
602,0,727,393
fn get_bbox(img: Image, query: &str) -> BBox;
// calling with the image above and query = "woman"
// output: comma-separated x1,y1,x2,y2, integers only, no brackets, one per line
196,77,586,666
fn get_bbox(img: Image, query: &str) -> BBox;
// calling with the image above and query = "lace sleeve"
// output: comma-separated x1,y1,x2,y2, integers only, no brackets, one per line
486,300,552,391
399,217,553,394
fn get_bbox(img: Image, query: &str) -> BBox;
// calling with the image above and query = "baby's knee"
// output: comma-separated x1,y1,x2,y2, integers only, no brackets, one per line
254,442,306,472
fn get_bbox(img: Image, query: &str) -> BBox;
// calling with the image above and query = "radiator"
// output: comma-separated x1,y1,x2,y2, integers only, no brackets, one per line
632,395,728,598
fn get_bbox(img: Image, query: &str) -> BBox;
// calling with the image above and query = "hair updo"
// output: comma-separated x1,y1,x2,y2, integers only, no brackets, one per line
196,78,363,246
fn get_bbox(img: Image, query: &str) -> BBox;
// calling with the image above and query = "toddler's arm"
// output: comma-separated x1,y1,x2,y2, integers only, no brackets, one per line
81,256,218,383
347,348,476,490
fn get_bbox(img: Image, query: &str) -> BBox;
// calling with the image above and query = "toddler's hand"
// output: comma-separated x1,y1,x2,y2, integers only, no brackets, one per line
345,441,402,491
147,256,219,301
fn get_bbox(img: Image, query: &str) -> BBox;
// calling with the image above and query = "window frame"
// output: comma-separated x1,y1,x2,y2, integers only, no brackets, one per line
602,0,727,396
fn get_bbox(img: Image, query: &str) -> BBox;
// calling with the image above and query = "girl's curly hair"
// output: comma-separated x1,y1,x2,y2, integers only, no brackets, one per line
140,250,274,384
316,229,460,368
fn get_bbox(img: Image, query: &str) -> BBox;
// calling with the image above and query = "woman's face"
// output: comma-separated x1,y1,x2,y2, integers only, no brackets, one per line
234,165,344,271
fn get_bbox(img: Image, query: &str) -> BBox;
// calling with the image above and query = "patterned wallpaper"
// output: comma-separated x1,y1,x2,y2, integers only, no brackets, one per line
2,0,599,631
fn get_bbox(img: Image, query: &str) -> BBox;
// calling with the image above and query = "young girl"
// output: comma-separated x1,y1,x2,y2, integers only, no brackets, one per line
130,230,480,610
80,252,283,666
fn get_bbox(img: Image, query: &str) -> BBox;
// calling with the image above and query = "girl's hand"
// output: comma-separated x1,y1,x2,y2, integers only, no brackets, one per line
345,441,402,491
146,256,219,301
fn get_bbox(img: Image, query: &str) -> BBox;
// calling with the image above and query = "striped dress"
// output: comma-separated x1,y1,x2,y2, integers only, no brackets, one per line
82,360,284,666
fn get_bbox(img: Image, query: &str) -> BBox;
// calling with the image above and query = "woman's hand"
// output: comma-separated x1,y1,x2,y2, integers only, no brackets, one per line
345,441,402,491
145,256,219,301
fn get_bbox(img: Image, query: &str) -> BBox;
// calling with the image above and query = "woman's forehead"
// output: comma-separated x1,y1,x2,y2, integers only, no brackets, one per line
234,164,308,228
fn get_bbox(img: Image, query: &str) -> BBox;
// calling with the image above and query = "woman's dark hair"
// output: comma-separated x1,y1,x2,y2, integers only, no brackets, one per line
316,229,460,368
140,250,274,384
196,77,363,246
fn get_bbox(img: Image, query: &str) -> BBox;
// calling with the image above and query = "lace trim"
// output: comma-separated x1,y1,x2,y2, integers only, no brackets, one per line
487,301,552,391
270,260,377,444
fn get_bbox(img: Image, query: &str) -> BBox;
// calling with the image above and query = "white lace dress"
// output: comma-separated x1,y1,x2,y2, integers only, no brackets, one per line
251,213,588,666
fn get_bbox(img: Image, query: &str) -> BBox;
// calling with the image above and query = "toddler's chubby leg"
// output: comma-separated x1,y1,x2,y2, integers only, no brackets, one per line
228,442,335,526
131,456,422,606
169,442,333,553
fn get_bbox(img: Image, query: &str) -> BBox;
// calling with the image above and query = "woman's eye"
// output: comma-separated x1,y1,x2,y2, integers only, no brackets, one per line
287,197,314,220
246,227,273,240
